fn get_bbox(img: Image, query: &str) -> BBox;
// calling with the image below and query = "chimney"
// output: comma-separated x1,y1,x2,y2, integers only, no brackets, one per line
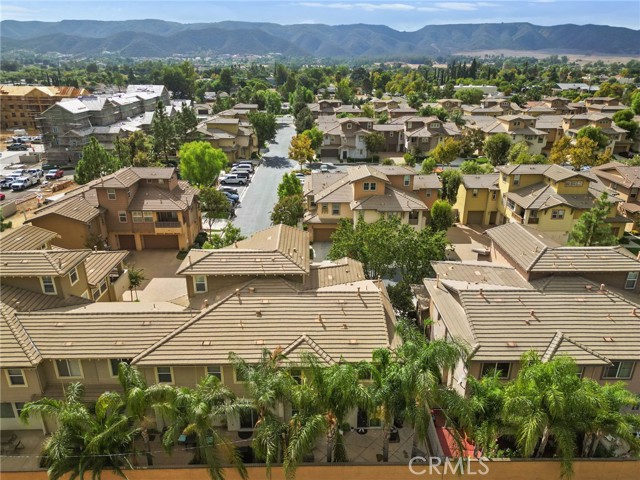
203,299,209,308
599,283,606,292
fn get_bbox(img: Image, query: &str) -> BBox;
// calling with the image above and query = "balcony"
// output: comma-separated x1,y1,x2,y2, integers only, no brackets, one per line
155,221,181,228
155,221,182,234
511,211,524,224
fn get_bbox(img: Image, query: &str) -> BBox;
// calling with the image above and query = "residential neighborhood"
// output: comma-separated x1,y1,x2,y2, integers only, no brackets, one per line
1,7,640,480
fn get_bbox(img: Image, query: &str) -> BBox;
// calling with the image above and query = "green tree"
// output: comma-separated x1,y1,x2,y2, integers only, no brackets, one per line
271,194,304,227
569,137,600,170
420,157,436,174
174,104,199,149
430,199,454,232
277,172,303,199
576,126,610,149
549,136,572,165
462,374,506,458
484,134,513,166
507,141,533,164
151,100,176,162
459,129,485,158
459,159,494,174
431,138,461,165
127,265,145,301
335,78,353,104
613,109,639,140
364,131,386,157
294,107,314,134
161,376,247,480
179,141,227,188
568,192,617,246
302,126,324,152
248,111,278,149
116,130,155,167
440,169,462,204
264,90,282,115
454,87,484,105
386,282,415,317
0,212,12,232
203,224,246,249
200,187,232,240
74,136,120,185
20,383,138,480
288,134,315,171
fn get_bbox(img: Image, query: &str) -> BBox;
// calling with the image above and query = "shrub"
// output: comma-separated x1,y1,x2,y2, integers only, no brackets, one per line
372,154,380,163
382,158,395,165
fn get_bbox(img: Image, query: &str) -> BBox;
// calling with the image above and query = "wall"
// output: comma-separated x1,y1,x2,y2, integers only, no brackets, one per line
2,460,638,480
30,215,92,249
1,276,59,296
353,179,385,200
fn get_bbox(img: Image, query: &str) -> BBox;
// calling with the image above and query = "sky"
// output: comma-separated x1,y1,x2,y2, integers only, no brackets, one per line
2,1,639,31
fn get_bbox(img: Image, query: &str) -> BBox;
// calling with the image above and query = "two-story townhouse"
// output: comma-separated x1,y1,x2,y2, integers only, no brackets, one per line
0,85,88,132
464,114,548,154
424,267,640,396
0,225,59,251
452,174,501,225
437,99,463,112
371,123,405,152
497,164,629,242
197,116,258,161
524,97,575,116
30,167,202,251
399,116,462,154
303,165,439,242
592,161,640,230
486,222,640,295
319,117,374,160
533,115,565,155
462,98,524,117
562,114,632,154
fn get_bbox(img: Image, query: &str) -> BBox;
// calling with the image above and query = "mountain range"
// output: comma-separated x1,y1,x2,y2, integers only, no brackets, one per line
1,20,638,59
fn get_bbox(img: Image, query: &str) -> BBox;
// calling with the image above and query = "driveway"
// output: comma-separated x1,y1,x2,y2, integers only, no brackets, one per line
232,117,297,236
123,250,187,304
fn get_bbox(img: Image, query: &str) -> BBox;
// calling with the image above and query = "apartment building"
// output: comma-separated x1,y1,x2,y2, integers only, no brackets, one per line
29,167,201,251
0,85,88,132
303,165,441,242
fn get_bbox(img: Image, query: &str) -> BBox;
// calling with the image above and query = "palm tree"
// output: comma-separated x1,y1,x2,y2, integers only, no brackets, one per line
127,265,145,301
229,348,293,476
302,353,369,463
117,362,175,466
20,382,138,480
162,375,247,480
395,319,468,457
366,348,405,462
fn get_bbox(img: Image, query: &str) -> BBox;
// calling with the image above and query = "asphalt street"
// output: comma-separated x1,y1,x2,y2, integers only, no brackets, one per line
232,116,297,236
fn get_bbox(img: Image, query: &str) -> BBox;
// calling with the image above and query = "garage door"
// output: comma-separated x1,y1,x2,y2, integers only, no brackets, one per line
467,211,485,224
313,227,335,242
118,235,136,250
143,235,179,249
322,148,339,158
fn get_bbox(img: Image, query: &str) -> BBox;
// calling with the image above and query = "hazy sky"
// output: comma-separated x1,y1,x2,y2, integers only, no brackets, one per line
2,1,639,31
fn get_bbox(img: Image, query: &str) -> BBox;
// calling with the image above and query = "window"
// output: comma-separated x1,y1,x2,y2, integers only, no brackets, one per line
143,211,154,223
69,267,79,285
564,180,583,187
107,189,116,200
513,174,521,186
6,369,26,386
332,203,340,215
356,407,381,429
630,188,638,200
407,122,413,129
403,175,410,187
41,276,56,295
602,361,634,379
481,362,511,379
207,365,222,381
14,402,25,417
109,359,129,377
625,272,638,290
118,211,127,223
290,368,303,384
426,190,431,197
506,199,516,211
472,188,479,198
132,211,143,223
551,209,565,219
491,191,498,200
346,123,352,129
321,204,328,214
421,137,428,143
156,367,173,383
56,359,83,378
240,408,259,430
430,123,440,128
501,173,507,182
0,403,15,419
194,275,207,293
390,131,394,137
363,182,377,191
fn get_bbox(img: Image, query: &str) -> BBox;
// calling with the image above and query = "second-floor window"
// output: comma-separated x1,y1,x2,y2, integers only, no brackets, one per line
602,361,634,379
481,362,511,379
144,212,153,223
109,359,130,377
551,209,565,219
630,188,638,199
107,189,116,200
6,369,26,386
491,191,498,200
513,174,521,186
118,211,127,223
194,275,207,293
565,180,583,187
332,204,340,215
321,204,328,214
41,276,56,295
363,182,377,191
69,266,79,285
625,272,638,290
472,189,479,198
403,175,410,187
56,359,83,378
156,367,173,383
132,211,143,223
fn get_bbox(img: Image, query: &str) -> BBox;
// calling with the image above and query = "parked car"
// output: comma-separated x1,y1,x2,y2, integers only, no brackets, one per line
0,192,5,201
27,168,44,179
11,176,37,191
222,190,240,203
231,165,253,175
7,143,28,151
45,169,65,180
30,136,43,144
295,173,306,185
220,174,247,186
320,164,329,173
218,186,239,195
234,171,251,183
232,161,254,172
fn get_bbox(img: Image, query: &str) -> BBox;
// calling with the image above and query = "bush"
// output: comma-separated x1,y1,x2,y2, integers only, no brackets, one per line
382,158,395,166
194,231,208,246
403,153,416,167
372,154,380,163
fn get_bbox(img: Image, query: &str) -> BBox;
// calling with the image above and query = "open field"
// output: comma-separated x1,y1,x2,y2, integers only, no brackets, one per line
454,49,639,63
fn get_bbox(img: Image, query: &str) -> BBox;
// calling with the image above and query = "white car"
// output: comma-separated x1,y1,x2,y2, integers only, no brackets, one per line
320,164,329,173
220,174,247,186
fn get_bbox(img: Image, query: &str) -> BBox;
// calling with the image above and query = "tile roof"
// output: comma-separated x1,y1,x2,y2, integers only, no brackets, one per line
413,174,442,190
1,250,92,277
127,183,195,212
432,261,532,289
505,182,604,211
30,189,101,223
0,225,59,251
132,277,393,366
593,162,640,189
461,174,500,190
13,310,193,360
347,165,389,183
84,251,129,286
351,185,428,212
486,223,561,271
303,258,366,290
177,224,310,276
1,314,41,368
531,246,640,273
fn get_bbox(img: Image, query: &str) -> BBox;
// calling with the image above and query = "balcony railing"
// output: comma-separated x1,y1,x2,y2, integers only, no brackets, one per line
511,211,524,224
155,221,181,228
527,217,539,225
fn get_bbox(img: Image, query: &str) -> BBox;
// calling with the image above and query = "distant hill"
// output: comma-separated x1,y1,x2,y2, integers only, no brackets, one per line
1,20,638,58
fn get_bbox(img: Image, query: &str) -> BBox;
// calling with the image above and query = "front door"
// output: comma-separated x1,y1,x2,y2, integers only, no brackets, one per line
342,150,348,160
